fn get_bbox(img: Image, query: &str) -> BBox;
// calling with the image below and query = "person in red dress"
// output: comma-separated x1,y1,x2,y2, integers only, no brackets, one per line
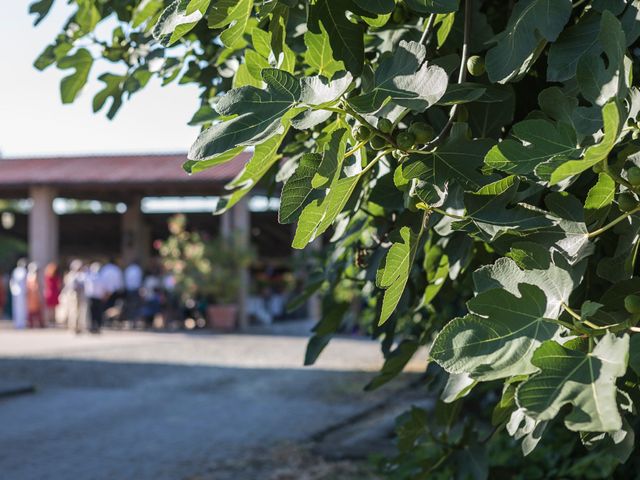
43,262,62,326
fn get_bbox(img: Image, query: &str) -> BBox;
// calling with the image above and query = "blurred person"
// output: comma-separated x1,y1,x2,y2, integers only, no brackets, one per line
141,287,162,329
9,258,28,329
43,262,62,326
143,268,161,293
84,262,105,333
162,271,179,329
26,263,45,328
61,259,88,334
101,257,124,308
0,269,6,319
123,259,143,324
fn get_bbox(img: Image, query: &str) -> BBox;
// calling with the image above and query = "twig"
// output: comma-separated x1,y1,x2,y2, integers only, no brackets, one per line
419,14,437,46
361,148,393,176
344,139,368,159
603,162,634,190
588,205,640,238
562,303,608,331
431,207,466,220
424,0,472,148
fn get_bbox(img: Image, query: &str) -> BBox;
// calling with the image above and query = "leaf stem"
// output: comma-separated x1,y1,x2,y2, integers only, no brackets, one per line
361,148,393,176
549,318,579,331
392,109,411,129
562,303,582,322
419,14,437,46
424,0,472,148
603,162,634,190
631,235,640,271
587,205,640,238
562,303,607,330
344,139,368,159
431,207,466,220
318,105,344,115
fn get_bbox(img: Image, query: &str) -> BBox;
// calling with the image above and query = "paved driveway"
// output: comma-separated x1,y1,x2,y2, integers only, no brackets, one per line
0,327,422,480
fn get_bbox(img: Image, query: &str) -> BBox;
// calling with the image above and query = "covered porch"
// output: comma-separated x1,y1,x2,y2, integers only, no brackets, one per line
0,153,302,329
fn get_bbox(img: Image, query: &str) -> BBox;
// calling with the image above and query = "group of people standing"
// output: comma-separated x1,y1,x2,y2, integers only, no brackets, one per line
6,258,149,334
7,259,61,329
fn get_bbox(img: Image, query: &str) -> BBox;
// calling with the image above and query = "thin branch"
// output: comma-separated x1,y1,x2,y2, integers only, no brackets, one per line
562,303,582,322
603,162,634,190
344,139,368,159
419,14,437,46
548,318,579,331
361,148,393,176
431,207,466,220
588,205,640,238
424,0,472,148
562,303,610,331
361,207,385,219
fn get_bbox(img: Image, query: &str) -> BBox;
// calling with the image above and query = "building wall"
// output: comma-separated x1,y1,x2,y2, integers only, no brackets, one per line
1,211,294,266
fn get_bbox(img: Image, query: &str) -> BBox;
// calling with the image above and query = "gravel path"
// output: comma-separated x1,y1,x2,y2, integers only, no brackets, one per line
0,326,422,480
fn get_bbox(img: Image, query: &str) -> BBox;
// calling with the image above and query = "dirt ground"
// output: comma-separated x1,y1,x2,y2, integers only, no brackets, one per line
191,443,381,480
0,325,423,479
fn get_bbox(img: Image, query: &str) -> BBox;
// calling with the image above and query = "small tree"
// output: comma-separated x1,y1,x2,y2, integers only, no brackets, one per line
32,0,640,476
158,214,252,305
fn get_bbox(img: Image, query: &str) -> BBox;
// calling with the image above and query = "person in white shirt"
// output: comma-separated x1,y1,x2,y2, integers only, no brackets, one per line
10,258,28,329
100,258,124,324
124,261,143,292
123,260,143,324
85,262,106,333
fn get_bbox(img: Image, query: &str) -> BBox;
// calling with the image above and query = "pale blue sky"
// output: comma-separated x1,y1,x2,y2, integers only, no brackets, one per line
1,1,200,158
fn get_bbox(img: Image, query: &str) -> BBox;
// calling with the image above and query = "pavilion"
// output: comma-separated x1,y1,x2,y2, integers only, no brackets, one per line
0,153,297,328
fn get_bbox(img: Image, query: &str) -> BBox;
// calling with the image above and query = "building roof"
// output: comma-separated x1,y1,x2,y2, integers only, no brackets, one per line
0,153,251,199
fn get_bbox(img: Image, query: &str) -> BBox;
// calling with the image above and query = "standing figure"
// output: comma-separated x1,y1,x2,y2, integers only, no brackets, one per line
43,262,62,326
85,262,105,333
62,259,88,334
123,260,143,325
100,258,124,326
26,263,45,328
0,269,6,319
9,259,28,329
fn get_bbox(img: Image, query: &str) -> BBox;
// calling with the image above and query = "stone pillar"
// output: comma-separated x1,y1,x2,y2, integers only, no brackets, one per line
232,197,251,331
220,209,232,239
29,186,58,268
121,197,148,265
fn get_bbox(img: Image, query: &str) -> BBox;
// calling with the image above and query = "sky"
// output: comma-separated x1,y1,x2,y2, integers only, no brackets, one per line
0,1,201,158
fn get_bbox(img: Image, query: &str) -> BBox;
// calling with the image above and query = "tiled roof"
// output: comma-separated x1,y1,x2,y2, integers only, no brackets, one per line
0,153,250,187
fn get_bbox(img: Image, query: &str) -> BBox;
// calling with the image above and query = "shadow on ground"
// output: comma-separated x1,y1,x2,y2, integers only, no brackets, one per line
0,355,420,480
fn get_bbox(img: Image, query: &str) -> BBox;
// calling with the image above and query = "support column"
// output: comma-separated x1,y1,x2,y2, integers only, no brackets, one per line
232,197,251,331
29,186,58,268
220,208,232,239
121,197,148,265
